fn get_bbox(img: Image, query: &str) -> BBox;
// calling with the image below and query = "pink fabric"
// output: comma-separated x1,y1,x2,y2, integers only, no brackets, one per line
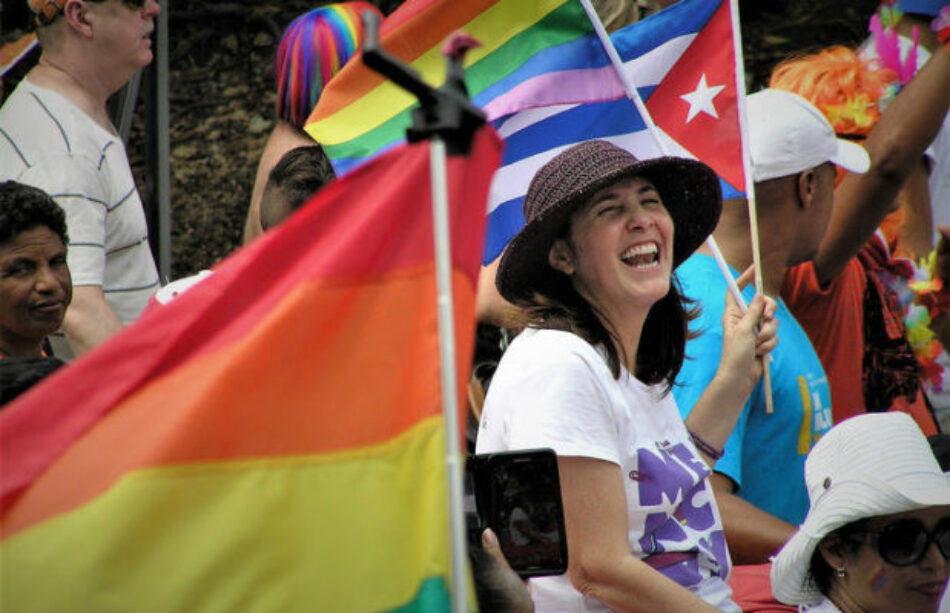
729,564,796,613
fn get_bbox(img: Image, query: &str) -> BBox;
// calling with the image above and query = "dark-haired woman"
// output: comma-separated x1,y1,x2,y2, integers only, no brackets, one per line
476,141,778,612
0,181,72,359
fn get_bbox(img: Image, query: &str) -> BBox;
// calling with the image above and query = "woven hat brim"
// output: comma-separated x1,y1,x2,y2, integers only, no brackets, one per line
496,157,722,304
771,473,950,605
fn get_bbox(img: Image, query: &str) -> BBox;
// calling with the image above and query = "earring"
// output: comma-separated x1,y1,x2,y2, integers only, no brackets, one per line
836,567,847,578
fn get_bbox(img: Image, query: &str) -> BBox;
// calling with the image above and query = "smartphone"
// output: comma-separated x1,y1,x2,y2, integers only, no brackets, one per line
465,448,568,578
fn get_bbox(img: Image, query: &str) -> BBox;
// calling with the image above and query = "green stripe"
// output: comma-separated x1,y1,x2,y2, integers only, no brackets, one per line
324,1,592,163
387,576,452,612
465,0,592,95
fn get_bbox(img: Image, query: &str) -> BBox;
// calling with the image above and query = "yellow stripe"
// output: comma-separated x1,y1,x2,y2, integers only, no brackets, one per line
307,0,565,146
797,375,813,455
1,418,449,612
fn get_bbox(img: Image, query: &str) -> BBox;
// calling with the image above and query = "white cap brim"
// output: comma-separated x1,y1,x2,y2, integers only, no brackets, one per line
831,138,870,175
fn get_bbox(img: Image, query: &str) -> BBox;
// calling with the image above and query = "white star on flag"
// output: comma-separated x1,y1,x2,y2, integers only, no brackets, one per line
680,74,726,123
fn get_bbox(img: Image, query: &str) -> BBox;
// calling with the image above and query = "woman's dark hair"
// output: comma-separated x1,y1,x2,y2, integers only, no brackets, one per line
260,145,335,230
515,223,697,391
0,181,68,246
807,519,868,596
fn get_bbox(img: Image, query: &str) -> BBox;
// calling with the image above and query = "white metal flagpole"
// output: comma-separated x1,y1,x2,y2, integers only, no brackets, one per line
428,136,469,613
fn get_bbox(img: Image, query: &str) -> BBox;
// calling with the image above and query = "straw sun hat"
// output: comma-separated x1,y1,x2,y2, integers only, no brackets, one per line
495,140,722,304
771,412,950,605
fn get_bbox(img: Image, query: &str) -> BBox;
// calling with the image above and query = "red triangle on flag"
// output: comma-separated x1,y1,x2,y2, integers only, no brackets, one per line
646,0,744,193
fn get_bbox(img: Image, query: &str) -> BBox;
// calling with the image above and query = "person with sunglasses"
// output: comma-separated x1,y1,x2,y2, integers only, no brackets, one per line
771,412,950,613
0,0,162,358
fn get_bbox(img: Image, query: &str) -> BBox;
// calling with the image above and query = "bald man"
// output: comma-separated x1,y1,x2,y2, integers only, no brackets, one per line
0,0,161,356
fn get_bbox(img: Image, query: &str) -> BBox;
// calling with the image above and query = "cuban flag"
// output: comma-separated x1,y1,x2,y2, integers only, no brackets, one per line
484,0,744,263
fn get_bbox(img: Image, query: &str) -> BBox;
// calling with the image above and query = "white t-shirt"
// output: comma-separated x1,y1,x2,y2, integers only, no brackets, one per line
0,79,160,325
476,328,738,612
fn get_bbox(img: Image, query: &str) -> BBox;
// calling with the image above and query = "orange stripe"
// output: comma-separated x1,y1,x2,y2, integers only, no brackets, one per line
315,0,499,118
3,265,476,538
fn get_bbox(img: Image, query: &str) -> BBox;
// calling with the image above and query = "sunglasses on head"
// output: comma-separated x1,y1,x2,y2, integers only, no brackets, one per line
848,517,950,567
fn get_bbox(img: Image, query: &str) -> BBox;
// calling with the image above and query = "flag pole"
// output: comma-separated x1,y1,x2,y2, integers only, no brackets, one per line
578,0,670,156
360,15,487,613
580,0,773,413
728,0,773,413
428,135,469,613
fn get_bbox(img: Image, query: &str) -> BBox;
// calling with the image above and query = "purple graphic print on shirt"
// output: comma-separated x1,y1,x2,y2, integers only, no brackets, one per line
633,441,730,587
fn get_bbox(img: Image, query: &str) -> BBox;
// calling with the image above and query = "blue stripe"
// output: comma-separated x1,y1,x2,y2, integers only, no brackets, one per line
484,197,526,264
330,140,400,176
107,186,137,212
720,178,742,200
500,95,651,165
612,0,720,61
98,141,116,170
0,127,31,168
30,92,70,153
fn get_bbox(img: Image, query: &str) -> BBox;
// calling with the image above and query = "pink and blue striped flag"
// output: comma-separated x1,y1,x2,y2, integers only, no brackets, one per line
484,0,745,263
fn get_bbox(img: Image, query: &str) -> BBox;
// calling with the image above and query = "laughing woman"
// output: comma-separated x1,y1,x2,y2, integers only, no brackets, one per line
476,141,778,612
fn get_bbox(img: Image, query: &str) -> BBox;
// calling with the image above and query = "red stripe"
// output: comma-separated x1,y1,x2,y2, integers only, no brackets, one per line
0,129,501,512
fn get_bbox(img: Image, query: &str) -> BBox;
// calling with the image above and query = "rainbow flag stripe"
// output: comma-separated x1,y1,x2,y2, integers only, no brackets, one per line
305,0,593,173
0,129,502,611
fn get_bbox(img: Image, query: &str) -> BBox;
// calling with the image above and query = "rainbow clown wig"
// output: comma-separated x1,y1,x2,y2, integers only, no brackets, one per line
275,2,383,129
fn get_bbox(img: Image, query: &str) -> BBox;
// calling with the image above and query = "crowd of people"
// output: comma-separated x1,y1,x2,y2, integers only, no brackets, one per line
1,0,950,611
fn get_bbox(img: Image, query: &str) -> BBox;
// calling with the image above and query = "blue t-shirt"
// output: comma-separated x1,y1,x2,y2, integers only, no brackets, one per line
673,254,833,525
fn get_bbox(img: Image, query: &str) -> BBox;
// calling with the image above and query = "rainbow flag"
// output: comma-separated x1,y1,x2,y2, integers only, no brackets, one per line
0,129,502,611
304,0,595,175
0,33,38,78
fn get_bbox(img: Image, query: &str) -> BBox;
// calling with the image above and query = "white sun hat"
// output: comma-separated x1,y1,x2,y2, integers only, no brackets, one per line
770,412,950,605
747,88,871,182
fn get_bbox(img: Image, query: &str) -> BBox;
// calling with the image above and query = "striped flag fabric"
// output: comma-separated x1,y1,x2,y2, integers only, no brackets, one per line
304,0,597,175
0,128,502,611
484,0,745,263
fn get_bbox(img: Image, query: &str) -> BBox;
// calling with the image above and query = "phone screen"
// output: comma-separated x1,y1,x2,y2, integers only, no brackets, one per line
483,450,568,578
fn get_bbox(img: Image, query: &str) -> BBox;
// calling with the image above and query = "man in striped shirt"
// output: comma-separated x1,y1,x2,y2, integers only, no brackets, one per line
0,0,161,357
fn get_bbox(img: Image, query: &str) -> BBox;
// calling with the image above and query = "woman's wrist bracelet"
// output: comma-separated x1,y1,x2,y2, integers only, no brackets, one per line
688,430,724,461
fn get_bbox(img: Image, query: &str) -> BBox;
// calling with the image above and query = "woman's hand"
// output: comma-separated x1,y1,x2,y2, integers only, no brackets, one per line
717,266,778,397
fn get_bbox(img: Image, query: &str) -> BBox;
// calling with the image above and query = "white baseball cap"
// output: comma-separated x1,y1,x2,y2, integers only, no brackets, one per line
748,89,870,182
770,412,950,605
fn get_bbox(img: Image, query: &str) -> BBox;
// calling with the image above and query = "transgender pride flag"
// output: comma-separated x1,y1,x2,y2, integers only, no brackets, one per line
484,0,745,263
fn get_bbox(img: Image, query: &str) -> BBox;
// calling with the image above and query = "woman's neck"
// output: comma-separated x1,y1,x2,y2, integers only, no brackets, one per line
594,304,645,375
0,338,45,359
826,583,868,613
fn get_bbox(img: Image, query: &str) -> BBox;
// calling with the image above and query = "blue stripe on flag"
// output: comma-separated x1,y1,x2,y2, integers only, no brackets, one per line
499,93,654,165
485,197,525,263
612,0,720,61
